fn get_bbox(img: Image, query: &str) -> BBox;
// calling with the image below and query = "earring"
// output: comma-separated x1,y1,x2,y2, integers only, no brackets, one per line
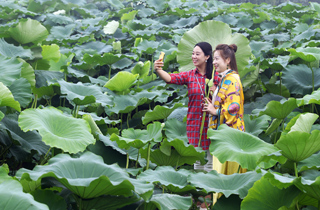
205,60,207,63
227,64,229,69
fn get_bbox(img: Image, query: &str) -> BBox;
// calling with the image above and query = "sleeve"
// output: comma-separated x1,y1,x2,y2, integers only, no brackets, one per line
168,71,190,85
220,75,242,126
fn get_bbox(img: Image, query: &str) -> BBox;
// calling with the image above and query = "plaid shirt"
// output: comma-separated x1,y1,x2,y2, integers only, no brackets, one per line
169,69,220,150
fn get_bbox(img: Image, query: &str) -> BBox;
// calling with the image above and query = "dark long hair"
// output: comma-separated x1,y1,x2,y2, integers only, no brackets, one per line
194,42,213,79
214,44,238,73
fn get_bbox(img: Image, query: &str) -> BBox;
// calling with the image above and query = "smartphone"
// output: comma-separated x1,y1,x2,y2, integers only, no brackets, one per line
159,52,165,61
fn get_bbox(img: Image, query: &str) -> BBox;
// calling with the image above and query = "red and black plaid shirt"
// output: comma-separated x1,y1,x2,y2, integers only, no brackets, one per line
169,69,220,150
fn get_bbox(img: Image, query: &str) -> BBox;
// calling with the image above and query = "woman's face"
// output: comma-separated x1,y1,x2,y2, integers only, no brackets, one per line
213,50,229,73
192,46,209,69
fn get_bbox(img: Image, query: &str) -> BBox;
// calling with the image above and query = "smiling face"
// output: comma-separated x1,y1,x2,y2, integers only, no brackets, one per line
213,50,230,73
192,46,209,70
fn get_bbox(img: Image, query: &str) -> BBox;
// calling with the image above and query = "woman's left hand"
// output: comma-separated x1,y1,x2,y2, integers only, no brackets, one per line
202,98,216,115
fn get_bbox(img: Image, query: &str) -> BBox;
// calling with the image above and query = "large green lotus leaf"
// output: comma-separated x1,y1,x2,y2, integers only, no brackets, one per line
58,80,97,105
41,44,61,62
259,98,297,119
44,13,74,25
293,27,319,42
0,55,22,86
9,78,32,108
0,38,33,59
263,33,290,42
31,190,67,210
47,24,75,41
275,130,320,162
294,170,320,200
243,114,270,137
18,107,95,154
131,61,150,77
140,144,204,167
0,114,49,155
83,53,126,66
144,193,192,210
74,194,140,210
106,89,158,115
142,103,184,125
249,40,273,59
137,166,197,194
0,180,49,210
0,164,13,184
49,53,74,72
188,170,262,199
298,152,320,172
0,82,21,112
8,19,48,44
104,71,138,92
265,83,290,98
283,64,320,96
110,122,162,149
288,47,320,63
241,177,300,210
160,138,205,164
286,113,318,133
135,40,159,55
297,88,320,106
164,118,188,142
177,20,251,73
211,194,242,210
263,170,296,189
245,93,284,116
16,152,153,199
257,151,287,169
208,125,278,170
18,58,36,88
61,0,86,5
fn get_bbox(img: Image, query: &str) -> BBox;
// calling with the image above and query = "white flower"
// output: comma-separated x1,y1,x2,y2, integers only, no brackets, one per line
53,10,66,15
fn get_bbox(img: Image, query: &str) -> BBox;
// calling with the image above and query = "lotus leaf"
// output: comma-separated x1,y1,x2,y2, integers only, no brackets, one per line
208,125,278,170
243,114,270,137
0,114,49,155
0,164,13,184
31,190,67,210
83,53,126,66
298,152,320,172
9,19,48,44
294,170,320,200
164,118,187,141
241,177,300,210
286,113,318,133
188,170,262,198
41,44,61,62
259,98,297,119
0,82,21,112
9,78,32,108
0,180,49,210
282,64,320,95
16,152,153,199
0,55,22,86
144,193,192,210
104,71,138,93
137,166,197,194
142,103,184,125
177,20,251,73
276,130,320,162
18,107,95,154
263,170,296,189
297,88,320,106
288,47,320,63
18,58,36,87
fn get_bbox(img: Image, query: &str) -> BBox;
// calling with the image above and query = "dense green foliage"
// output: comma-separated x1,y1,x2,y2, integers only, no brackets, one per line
0,0,320,209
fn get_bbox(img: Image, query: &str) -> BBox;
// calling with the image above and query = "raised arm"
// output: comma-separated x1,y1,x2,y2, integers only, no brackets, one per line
154,59,171,83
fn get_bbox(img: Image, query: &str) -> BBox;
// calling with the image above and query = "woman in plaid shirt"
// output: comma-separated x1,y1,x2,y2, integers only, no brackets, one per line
154,42,220,169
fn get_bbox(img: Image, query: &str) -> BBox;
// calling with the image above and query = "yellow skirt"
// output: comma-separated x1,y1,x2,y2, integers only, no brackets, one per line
212,155,247,204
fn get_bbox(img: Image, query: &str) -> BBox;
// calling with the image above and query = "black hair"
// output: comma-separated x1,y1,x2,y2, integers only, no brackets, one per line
194,42,213,79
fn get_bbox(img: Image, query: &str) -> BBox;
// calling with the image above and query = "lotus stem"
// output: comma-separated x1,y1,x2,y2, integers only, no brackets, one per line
146,142,151,170
294,162,298,177
126,153,129,169
318,200,320,210
108,65,111,80
135,150,139,168
198,111,206,147
40,147,52,165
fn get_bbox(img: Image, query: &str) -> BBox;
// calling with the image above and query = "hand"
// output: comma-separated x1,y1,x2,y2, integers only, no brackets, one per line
154,59,164,71
209,85,216,95
202,98,216,115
